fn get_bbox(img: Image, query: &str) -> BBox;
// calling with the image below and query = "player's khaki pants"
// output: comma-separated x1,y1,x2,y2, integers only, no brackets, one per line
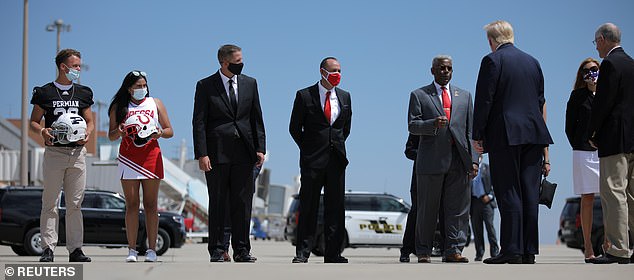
40,146,86,252
599,152,634,258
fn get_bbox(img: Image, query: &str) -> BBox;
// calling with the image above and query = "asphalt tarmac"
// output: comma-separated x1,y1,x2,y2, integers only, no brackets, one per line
1,240,632,280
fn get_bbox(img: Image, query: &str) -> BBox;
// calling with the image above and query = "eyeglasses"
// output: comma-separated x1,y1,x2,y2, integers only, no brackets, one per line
592,36,601,46
582,66,599,74
582,66,599,72
131,71,147,77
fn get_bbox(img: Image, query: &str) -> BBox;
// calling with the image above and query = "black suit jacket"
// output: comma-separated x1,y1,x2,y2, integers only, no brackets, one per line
589,47,634,157
404,134,419,161
192,71,266,164
289,83,352,169
565,87,596,151
473,43,553,152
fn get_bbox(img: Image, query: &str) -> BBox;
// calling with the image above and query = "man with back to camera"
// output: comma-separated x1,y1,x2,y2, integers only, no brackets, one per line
192,44,266,263
472,20,553,264
587,22,634,265
289,57,352,263
408,55,479,264
29,49,94,262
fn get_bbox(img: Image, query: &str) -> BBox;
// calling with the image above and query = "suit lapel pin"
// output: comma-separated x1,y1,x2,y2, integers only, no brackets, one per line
454,90,459,96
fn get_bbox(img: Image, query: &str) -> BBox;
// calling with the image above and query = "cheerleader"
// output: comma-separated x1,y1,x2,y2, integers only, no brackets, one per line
108,70,173,262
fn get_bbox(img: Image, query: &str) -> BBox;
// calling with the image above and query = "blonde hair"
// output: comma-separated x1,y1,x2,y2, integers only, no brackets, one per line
484,20,514,45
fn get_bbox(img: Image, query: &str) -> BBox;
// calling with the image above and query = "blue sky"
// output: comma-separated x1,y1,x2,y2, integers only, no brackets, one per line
1,0,633,245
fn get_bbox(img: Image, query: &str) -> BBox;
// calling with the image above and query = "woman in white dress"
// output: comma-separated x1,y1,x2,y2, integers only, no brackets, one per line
565,58,601,262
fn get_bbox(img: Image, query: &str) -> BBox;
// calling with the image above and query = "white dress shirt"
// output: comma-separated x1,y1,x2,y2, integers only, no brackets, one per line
318,81,340,125
219,70,238,101
434,81,451,105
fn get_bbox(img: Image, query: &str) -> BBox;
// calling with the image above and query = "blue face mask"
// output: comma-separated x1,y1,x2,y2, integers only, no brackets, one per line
132,88,147,100
64,64,80,81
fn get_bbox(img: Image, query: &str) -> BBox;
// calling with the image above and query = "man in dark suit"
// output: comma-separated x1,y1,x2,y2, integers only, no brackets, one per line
192,44,266,263
472,20,553,264
289,57,352,263
400,134,418,262
587,23,634,265
470,158,499,261
408,55,478,263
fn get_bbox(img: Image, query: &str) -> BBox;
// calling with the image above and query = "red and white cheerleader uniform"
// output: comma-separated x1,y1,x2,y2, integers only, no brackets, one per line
118,97,164,180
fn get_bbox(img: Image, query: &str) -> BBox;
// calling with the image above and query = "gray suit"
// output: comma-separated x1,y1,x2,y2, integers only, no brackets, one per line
408,82,477,256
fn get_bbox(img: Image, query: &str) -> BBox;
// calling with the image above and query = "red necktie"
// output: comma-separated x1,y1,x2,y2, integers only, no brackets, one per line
324,91,331,124
441,86,451,121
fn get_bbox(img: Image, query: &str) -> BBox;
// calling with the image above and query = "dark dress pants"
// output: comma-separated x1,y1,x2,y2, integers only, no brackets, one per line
488,144,543,256
295,150,346,259
415,145,471,256
223,165,261,252
401,164,417,255
470,197,499,258
206,138,254,256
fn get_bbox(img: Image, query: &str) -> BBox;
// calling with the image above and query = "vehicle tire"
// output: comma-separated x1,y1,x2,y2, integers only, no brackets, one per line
311,232,348,257
340,231,348,254
311,234,325,257
23,227,44,256
11,245,29,256
138,228,171,256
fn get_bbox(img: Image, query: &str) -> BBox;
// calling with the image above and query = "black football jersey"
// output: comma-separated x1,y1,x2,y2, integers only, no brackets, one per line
30,82,94,146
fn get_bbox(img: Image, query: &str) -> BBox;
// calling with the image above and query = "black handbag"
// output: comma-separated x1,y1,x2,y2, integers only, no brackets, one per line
539,177,557,209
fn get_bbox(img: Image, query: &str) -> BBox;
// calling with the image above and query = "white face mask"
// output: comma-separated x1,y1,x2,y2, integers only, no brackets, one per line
64,64,80,81
131,88,147,100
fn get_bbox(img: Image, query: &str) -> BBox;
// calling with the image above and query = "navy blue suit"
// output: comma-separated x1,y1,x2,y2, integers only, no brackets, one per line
473,43,553,257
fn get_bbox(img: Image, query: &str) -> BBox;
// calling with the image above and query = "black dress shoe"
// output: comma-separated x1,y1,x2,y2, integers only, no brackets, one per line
69,248,91,262
483,254,522,264
630,253,634,264
324,256,348,263
399,252,411,263
522,254,535,264
474,256,483,262
40,248,54,262
234,253,257,263
292,256,308,263
209,250,225,262
589,253,630,264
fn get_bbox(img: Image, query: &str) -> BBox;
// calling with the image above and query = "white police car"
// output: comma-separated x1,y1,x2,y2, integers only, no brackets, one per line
284,191,410,256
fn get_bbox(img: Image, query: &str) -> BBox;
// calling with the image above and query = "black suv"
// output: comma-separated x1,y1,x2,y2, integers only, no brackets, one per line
559,196,632,254
0,186,186,256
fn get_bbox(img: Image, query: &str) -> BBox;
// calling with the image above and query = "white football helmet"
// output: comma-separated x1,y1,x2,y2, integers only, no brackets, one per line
50,113,87,144
123,114,159,147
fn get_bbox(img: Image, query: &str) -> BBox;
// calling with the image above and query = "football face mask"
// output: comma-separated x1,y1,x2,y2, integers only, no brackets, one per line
50,113,87,144
123,114,158,147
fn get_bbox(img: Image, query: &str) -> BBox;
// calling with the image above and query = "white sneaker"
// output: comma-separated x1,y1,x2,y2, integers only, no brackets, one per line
145,249,157,262
126,249,138,263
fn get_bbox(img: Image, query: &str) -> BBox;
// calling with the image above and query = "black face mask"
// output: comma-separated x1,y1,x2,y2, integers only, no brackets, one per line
228,62,244,75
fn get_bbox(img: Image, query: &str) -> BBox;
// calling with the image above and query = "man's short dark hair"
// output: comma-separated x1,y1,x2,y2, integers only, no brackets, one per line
55,49,81,69
320,57,338,69
217,44,242,64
